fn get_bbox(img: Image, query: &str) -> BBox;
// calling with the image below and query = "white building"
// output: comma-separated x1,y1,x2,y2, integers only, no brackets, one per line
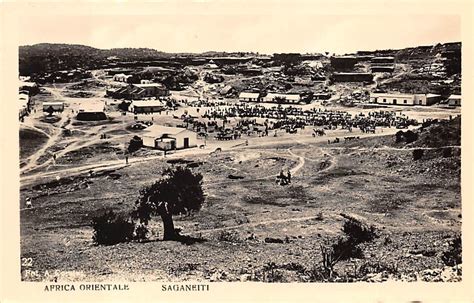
76,102,107,121
141,125,197,150
262,93,301,104
447,94,461,107
113,73,132,82
239,92,260,102
370,93,441,106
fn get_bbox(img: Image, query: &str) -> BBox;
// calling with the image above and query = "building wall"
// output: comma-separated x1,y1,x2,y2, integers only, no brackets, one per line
142,131,197,149
174,132,198,149
373,95,415,105
140,86,169,97
449,99,461,106
239,97,259,102
130,105,164,113
371,94,439,106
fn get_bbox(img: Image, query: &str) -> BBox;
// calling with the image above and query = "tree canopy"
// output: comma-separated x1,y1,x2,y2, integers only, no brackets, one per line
132,166,205,240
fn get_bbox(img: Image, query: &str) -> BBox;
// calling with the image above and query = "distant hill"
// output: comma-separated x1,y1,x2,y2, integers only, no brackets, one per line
19,43,172,75
19,42,462,76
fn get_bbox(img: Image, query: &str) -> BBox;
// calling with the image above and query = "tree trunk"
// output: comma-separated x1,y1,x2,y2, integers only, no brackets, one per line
160,211,177,241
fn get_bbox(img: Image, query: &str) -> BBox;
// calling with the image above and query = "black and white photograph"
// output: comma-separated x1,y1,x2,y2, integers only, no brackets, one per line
1,0,473,302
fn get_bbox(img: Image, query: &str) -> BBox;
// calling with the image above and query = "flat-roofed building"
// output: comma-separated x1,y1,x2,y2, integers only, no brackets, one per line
141,125,197,150
447,94,461,106
370,93,441,106
76,102,107,121
239,92,261,102
129,100,165,114
113,74,132,82
262,93,301,104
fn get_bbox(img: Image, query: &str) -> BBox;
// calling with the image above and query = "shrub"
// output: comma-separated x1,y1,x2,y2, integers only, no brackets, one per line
92,209,135,245
357,260,398,277
413,149,424,161
217,230,241,243
395,131,405,143
395,130,418,144
128,135,143,153
443,147,453,158
342,216,377,243
118,101,130,111
331,236,365,261
442,235,462,266
404,130,418,144
263,262,285,282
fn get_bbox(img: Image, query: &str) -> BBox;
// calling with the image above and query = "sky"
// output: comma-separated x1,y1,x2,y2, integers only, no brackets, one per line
18,14,461,55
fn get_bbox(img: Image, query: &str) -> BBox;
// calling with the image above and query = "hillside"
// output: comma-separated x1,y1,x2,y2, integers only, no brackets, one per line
19,43,172,75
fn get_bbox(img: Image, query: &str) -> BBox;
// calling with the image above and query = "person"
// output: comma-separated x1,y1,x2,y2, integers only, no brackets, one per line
25,197,32,208
279,169,285,179
287,170,292,184
125,154,129,165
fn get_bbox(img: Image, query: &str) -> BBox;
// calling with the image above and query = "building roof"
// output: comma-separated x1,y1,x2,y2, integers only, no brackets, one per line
143,125,192,137
116,85,145,95
113,73,131,78
220,85,233,94
448,94,461,99
372,56,394,59
19,81,37,87
19,93,29,100
239,92,260,99
426,93,441,98
43,101,64,106
79,102,104,112
370,93,414,98
131,100,165,107
133,83,166,89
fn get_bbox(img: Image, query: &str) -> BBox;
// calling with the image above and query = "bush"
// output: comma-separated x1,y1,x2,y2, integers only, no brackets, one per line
118,101,130,111
413,149,424,160
263,262,285,282
342,216,377,243
316,216,377,279
443,147,453,158
217,230,241,243
395,130,418,144
357,260,398,277
128,135,143,153
331,236,365,261
92,209,135,245
404,130,418,144
442,235,462,266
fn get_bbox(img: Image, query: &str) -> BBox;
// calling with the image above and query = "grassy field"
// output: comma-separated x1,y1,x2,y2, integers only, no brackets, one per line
19,128,461,282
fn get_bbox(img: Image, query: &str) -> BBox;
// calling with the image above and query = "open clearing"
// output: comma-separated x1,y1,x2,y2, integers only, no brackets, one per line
20,130,461,282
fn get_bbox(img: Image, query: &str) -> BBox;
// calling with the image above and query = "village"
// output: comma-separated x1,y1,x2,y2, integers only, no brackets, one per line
18,42,462,283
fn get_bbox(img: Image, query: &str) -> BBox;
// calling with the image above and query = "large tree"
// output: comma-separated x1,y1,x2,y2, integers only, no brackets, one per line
132,166,205,240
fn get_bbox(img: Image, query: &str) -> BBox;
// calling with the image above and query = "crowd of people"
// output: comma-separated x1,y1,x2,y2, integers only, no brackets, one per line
176,103,417,140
